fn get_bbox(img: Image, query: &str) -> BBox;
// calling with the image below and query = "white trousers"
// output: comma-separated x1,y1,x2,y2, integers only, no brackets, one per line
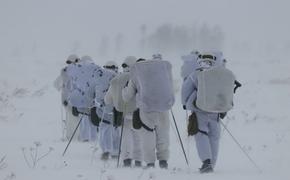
79,114,98,142
194,112,220,167
99,122,121,156
120,115,142,161
64,105,80,141
139,110,170,164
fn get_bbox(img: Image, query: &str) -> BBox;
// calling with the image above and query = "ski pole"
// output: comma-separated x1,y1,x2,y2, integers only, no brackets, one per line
220,120,262,173
62,116,83,156
117,105,126,168
221,116,232,136
117,119,125,168
61,102,66,140
185,110,190,165
170,109,189,166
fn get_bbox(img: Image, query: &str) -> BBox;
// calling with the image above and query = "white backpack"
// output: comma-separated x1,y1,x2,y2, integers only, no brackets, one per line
196,66,235,113
131,60,175,112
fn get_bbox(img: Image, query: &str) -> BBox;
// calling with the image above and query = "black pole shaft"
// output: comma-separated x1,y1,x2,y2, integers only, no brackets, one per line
117,119,125,168
170,109,189,166
62,116,83,156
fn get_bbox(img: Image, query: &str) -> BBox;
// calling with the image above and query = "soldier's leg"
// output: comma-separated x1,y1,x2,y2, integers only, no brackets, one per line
139,110,156,166
79,114,91,142
66,105,80,140
155,111,170,162
120,117,133,162
194,113,212,162
111,126,121,157
132,128,143,163
208,116,221,167
99,122,112,156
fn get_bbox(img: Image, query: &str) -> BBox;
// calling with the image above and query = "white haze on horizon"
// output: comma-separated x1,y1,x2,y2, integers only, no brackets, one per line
0,0,289,61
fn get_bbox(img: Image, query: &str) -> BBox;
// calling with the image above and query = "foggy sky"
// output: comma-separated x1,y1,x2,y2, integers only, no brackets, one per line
0,0,289,59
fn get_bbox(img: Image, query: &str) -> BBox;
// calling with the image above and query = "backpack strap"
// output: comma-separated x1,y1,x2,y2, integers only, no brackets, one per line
198,129,208,136
141,121,154,132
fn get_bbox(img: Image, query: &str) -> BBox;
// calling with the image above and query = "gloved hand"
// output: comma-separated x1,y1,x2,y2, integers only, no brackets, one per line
72,106,79,117
234,80,242,93
183,105,186,110
219,112,227,119
124,81,129,88
63,100,68,106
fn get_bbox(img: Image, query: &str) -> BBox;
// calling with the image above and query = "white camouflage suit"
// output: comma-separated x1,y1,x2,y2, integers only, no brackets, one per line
122,59,175,165
95,67,120,156
104,56,142,164
54,61,81,141
68,58,101,142
181,60,222,167
180,50,200,81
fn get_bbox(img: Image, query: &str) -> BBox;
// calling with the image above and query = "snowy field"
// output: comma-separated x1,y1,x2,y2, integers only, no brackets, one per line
0,53,289,180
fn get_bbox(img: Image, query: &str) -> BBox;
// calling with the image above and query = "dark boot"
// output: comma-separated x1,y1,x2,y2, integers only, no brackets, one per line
199,159,213,173
135,160,142,167
101,152,110,161
146,163,155,168
111,155,119,159
159,160,168,169
123,159,132,167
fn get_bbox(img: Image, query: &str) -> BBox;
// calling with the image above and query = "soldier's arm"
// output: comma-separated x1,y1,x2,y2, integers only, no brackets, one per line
122,80,137,103
181,74,197,108
104,85,114,105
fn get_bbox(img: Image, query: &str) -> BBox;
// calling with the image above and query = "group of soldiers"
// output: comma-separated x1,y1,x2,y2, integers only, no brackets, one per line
54,51,240,173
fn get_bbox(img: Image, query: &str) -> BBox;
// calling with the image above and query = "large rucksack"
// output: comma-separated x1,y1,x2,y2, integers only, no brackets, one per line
130,60,175,112
196,66,236,113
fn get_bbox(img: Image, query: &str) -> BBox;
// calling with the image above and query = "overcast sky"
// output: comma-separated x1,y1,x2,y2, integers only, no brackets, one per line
0,0,289,59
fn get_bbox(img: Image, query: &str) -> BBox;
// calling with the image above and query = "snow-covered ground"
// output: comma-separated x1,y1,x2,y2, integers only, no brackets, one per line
0,53,289,180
